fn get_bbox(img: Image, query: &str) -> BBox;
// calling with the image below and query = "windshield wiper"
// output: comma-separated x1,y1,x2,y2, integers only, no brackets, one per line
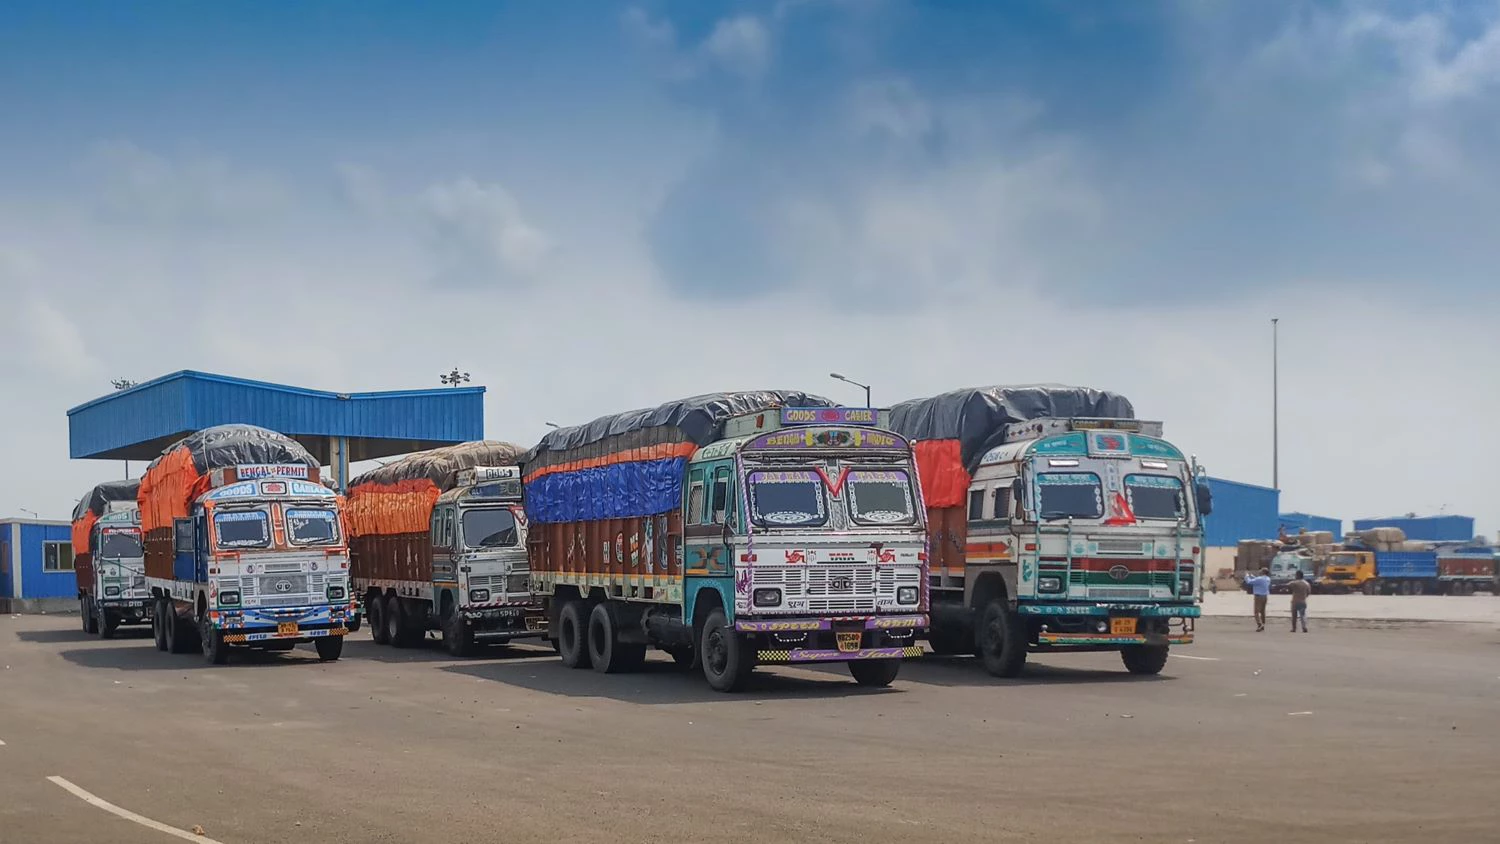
1040,511,1076,522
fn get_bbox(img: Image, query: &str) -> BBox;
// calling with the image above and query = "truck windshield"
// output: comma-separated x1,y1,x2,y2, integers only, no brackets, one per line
214,510,271,549
1035,472,1103,519
98,530,142,559
748,470,828,528
286,508,340,546
846,469,916,526
1329,554,1359,566
462,508,519,548
1124,474,1186,521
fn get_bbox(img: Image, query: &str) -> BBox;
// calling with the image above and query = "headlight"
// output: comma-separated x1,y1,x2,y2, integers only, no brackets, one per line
327,585,346,601
1179,577,1194,593
1095,621,1109,633
104,586,121,597
219,591,241,607
469,588,490,603
897,586,919,604
752,588,781,607
1038,576,1064,593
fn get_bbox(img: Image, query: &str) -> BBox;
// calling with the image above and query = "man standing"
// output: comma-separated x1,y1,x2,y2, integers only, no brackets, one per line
1243,567,1272,632
1287,570,1311,633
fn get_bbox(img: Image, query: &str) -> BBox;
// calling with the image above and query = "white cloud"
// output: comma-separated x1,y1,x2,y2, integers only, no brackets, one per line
701,15,771,79
85,140,289,223
419,177,553,285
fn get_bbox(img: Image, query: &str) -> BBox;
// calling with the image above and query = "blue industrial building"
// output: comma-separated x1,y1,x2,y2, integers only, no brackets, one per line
1203,477,1280,548
67,370,485,490
1352,515,1475,543
1279,512,1342,538
2,519,76,608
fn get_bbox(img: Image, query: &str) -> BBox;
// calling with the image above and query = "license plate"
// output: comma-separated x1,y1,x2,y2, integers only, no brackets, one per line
277,622,298,637
836,632,862,653
1111,618,1137,635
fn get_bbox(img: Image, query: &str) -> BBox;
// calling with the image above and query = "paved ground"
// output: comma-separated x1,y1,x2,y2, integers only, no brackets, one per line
2,613,1498,844
1202,590,1500,622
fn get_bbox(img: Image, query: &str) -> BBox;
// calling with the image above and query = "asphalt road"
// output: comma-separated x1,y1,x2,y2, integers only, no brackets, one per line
2,613,1497,843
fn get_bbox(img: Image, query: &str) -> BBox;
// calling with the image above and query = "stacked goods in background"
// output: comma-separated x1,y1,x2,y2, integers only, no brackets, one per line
524,391,834,579
70,479,139,594
345,441,525,582
137,424,323,580
1236,540,1279,573
1346,527,1410,552
887,384,1135,573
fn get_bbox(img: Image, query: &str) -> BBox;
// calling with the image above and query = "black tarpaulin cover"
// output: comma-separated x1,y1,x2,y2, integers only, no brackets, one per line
348,441,525,493
888,384,1135,473
72,479,140,521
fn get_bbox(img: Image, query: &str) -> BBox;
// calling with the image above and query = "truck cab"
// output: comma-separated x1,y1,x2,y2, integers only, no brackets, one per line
939,417,1204,676
85,509,151,637
429,466,544,647
1319,551,1375,593
153,465,352,663
1269,551,1316,593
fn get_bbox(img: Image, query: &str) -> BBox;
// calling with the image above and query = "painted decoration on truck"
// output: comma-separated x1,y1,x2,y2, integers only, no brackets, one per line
237,464,311,480
746,427,904,452
780,407,878,427
1030,434,1087,456
1127,436,1183,460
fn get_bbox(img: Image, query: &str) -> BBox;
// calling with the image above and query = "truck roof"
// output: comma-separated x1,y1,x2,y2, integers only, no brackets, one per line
978,430,1185,468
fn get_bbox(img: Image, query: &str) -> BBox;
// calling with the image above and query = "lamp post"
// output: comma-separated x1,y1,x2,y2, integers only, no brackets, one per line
829,372,872,408
440,367,471,387
1272,318,1279,491
19,508,38,519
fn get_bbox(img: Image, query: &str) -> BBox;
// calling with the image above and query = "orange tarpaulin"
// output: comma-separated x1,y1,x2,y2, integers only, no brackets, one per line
137,446,211,534
345,479,442,537
71,511,98,556
913,439,971,510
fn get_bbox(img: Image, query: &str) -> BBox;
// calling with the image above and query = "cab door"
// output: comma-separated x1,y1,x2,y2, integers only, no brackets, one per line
431,506,457,586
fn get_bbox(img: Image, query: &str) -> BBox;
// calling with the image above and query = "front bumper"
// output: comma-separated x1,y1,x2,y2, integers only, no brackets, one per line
211,604,350,642
737,614,926,664
462,603,548,637
1020,603,1197,647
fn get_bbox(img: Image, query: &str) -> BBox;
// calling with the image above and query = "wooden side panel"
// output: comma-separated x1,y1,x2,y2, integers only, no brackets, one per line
74,552,93,595
144,529,175,581
927,505,968,573
530,514,683,596
349,532,432,583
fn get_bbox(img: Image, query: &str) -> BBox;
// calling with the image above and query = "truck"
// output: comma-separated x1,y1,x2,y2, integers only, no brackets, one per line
71,479,151,638
1322,545,1497,595
1268,550,1317,594
139,424,353,664
345,441,546,656
524,393,930,692
888,386,1207,677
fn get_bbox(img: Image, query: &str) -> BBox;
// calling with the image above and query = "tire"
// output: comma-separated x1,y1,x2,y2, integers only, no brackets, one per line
587,603,646,674
848,659,901,687
927,625,968,656
368,594,390,645
315,635,344,662
557,600,591,669
200,612,229,665
442,601,477,658
384,595,412,648
976,598,1027,678
1121,644,1170,675
346,611,362,633
1362,580,1379,596
153,599,169,652
98,605,117,640
699,607,754,692
1412,580,1425,596
82,598,96,634
166,604,197,654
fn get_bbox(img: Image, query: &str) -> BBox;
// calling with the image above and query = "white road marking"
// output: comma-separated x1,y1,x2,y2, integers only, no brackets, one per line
46,776,226,843
1287,711,1314,716
0,738,6,745
1170,654,1220,661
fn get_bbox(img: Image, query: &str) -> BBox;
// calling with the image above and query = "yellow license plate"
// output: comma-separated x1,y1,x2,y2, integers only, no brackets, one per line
277,622,298,636
1111,618,1137,636
836,632,862,653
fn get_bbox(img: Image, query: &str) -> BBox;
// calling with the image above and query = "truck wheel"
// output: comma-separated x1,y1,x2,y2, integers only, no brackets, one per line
976,599,1027,678
200,611,229,665
1412,580,1425,596
1121,645,1170,675
98,605,117,640
927,625,968,656
346,611,362,633
167,605,197,654
700,608,754,692
314,635,344,662
152,600,168,651
82,598,96,634
1362,580,1379,596
442,605,477,657
384,595,413,648
586,603,645,674
368,595,389,645
557,600,591,669
848,659,901,687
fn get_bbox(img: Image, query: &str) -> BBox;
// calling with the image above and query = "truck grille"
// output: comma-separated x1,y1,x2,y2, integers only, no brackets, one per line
242,573,324,606
469,572,532,596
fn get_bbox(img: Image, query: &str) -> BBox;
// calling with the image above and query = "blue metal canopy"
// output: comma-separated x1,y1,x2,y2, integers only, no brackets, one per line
67,371,484,486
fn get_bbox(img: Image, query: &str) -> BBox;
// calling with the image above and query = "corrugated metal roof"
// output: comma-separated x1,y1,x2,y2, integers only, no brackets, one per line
1352,515,1475,543
1203,476,1280,548
67,370,484,462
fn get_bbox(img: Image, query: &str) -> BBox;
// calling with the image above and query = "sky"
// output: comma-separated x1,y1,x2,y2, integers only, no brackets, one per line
1,0,1497,535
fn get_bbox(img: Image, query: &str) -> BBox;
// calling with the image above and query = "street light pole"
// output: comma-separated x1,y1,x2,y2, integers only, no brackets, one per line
828,373,872,408
1272,317,1279,491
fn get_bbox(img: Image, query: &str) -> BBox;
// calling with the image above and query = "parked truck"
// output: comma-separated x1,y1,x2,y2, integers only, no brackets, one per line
524,393,929,692
71,479,151,638
888,386,1207,677
1322,544,1498,595
1436,546,1498,595
139,424,352,664
346,441,546,656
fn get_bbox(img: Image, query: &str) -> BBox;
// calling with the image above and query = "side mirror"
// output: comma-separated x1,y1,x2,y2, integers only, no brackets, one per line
721,521,734,546
1195,481,1214,517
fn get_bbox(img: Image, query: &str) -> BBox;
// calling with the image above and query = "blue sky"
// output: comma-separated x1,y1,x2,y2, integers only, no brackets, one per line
1,0,1497,529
